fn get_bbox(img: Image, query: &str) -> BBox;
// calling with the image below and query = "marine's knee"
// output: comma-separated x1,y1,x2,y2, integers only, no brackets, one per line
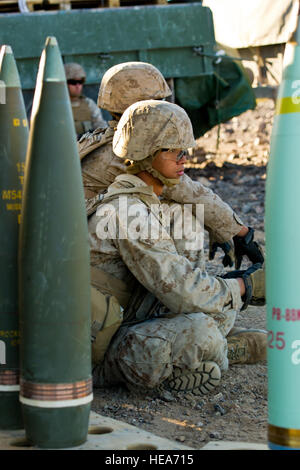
115,325,174,389
174,313,228,370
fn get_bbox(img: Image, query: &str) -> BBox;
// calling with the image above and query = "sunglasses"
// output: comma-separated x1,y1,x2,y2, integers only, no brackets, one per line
161,149,188,162
67,79,85,85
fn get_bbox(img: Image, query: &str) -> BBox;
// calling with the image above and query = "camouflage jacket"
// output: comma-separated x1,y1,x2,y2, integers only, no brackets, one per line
80,122,244,243
88,174,243,316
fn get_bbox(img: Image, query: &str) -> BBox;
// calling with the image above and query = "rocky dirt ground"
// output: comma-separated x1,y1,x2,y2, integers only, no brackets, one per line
91,99,274,450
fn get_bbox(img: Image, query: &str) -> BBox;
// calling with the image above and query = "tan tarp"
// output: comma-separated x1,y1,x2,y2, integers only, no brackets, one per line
203,0,299,48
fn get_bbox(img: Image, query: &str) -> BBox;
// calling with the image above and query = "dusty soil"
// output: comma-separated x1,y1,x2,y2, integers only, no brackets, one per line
91,99,274,449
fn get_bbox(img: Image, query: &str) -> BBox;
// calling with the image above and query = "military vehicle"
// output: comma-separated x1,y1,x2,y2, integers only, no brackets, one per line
0,0,255,138
203,0,298,101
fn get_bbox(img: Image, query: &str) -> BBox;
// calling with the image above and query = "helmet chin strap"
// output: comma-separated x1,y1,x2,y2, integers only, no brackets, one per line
125,153,180,187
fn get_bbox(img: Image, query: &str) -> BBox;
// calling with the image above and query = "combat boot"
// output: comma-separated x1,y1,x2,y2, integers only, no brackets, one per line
160,361,221,395
227,328,267,364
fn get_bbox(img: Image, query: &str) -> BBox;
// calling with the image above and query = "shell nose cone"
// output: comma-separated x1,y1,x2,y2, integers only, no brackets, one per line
0,45,21,88
31,37,67,118
2,45,13,54
40,36,66,83
45,36,58,47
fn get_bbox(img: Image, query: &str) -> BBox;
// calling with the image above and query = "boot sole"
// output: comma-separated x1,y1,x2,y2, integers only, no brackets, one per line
165,362,221,395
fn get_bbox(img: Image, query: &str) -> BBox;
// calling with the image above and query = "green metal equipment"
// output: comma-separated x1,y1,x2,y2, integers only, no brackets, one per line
18,36,92,449
266,16,300,451
0,45,28,430
0,3,255,137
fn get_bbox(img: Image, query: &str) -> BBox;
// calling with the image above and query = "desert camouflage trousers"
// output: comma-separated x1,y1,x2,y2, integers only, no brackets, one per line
93,308,237,390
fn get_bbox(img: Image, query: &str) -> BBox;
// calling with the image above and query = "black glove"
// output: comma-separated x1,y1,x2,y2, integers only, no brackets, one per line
221,263,265,310
233,227,264,269
209,239,235,268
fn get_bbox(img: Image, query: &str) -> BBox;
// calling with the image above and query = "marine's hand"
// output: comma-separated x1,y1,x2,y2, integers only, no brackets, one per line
209,239,235,268
233,227,264,269
222,263,265,310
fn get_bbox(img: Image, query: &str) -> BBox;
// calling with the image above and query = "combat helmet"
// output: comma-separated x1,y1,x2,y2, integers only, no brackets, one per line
64,63,86,81
97,62,172,113
113,100,195,186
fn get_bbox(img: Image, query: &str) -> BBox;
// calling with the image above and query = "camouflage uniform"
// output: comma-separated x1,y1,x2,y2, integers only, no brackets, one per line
90,101,243,391
80,61,244,242
71,95,107,136
64,62,107,136
90,173,242,389
80,120,244,242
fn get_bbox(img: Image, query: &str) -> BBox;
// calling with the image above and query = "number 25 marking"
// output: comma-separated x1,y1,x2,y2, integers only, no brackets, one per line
268,330,285,350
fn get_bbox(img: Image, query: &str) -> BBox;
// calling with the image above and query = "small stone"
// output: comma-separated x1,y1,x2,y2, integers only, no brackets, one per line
243,203,252,214
159,390,176,402
214,403,226,415
211,392,224,403
195,402,204,410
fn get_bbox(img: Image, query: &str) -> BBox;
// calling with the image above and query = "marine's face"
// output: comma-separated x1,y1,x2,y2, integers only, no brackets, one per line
152,148,188,179
67,78,84,98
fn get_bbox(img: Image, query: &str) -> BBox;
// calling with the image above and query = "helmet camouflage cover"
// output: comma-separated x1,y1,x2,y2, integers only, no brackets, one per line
97,62,172,113
64,63,86,81
113,100,196,161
